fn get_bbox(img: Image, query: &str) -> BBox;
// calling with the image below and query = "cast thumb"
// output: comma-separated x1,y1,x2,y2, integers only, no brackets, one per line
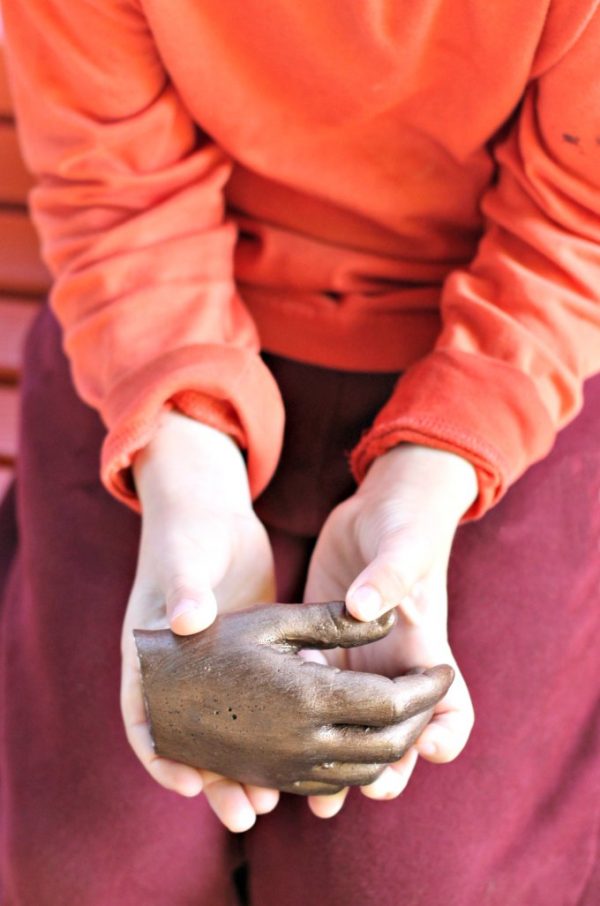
274,601,396,650
345,531,429,624
165,572,218,636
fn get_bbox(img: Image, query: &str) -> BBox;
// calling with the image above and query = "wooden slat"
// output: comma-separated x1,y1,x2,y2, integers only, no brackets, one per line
0,295,41,381
0,27,14,118
0,210,50,294
0,463,14,503
1,16,33,477
0,122,33,203
0,383,18,463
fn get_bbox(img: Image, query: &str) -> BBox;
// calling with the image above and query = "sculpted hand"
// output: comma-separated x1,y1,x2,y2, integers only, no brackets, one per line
134,602,453,795
121,410,279,832
303,443,478,817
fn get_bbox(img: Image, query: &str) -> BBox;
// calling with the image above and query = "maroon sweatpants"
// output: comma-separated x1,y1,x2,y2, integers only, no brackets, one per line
0,305,598,905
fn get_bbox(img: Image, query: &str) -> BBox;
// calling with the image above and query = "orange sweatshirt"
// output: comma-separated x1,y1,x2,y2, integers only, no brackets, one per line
3,1,600,518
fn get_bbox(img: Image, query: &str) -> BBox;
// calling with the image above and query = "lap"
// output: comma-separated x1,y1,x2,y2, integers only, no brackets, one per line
0,308,242,905
248,377,600,906
1,305,598,905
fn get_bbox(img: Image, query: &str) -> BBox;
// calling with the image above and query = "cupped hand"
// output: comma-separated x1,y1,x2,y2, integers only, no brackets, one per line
303,442,479,818
134,601,454,795
121,410,279,832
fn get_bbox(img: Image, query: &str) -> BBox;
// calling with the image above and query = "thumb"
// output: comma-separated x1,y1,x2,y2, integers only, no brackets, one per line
346,532,429,624
272,601,396,650
165,573,218,636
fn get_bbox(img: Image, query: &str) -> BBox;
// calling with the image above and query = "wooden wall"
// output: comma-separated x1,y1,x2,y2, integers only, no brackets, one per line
0,13,52,502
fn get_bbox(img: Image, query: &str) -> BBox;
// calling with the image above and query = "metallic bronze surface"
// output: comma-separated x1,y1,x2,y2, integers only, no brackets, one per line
134,602,453,795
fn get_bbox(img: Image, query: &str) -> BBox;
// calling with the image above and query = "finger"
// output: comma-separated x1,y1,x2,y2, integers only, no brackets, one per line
416,705,475,763
166,580,218,636
297,647,329,665
121,632,204,796
317,709,432,762
244,784,280,815
360,748,419,801
127,720,204,796
201,772,257,833
296,661,453,726
415,667,474,763
307,787,350,818
345,535,427,622
271,600,396,649
392,665,454,713
360,766,401,801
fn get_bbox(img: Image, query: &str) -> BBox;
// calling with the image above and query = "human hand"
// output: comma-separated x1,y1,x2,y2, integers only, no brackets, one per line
303,442,478,817
121,410,280,832
134,601,454,794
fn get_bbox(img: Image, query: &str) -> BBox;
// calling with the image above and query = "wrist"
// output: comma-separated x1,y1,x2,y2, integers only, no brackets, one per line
133,410,252,512
362,443,478,522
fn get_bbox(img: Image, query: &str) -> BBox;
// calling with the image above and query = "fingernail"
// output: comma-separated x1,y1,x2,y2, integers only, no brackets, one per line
229,809,257,834
179,776,204,797
349,585,383,621
418,741,437,757
361,767,401,801
171,599,203,623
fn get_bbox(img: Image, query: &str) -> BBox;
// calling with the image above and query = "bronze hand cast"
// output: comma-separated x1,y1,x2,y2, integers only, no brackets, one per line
135,601,453,795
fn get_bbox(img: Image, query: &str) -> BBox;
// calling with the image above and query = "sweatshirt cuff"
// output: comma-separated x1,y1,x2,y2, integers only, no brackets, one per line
99,344,284,512
349,350,557,520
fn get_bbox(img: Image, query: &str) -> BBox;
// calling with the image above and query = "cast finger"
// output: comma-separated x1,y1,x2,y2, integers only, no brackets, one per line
296,662,453,726
308,761,386,787
318,709,432,762
279,779,346,796
272,600,396,649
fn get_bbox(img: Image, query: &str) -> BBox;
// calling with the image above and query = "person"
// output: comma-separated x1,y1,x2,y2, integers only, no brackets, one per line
1,1,599,904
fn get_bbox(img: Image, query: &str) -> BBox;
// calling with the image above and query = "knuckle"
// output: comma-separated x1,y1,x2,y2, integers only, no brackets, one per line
323,602,347,639
384,723,416,759
368,555,412,602
382,698,402,724
384,559,413,598
289,677,319,715
376,738,406,763
167,573,201,598
165,573,209,609
390,688,411,721
362,765,386,786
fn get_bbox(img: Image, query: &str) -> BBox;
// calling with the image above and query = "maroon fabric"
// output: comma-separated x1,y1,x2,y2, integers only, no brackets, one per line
0,304,599,905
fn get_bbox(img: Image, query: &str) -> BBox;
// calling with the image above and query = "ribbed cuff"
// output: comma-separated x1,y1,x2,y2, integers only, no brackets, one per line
349,350,557,520
99,344,284,512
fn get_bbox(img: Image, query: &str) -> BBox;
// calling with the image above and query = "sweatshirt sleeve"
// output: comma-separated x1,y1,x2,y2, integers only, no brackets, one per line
2,0,284,512
350,6,600,520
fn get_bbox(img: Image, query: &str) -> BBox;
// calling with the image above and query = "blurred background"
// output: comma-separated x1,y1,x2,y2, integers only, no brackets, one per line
0,5,52,504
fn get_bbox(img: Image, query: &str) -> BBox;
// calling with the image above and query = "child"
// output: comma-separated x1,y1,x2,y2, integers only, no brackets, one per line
2,2,599,903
